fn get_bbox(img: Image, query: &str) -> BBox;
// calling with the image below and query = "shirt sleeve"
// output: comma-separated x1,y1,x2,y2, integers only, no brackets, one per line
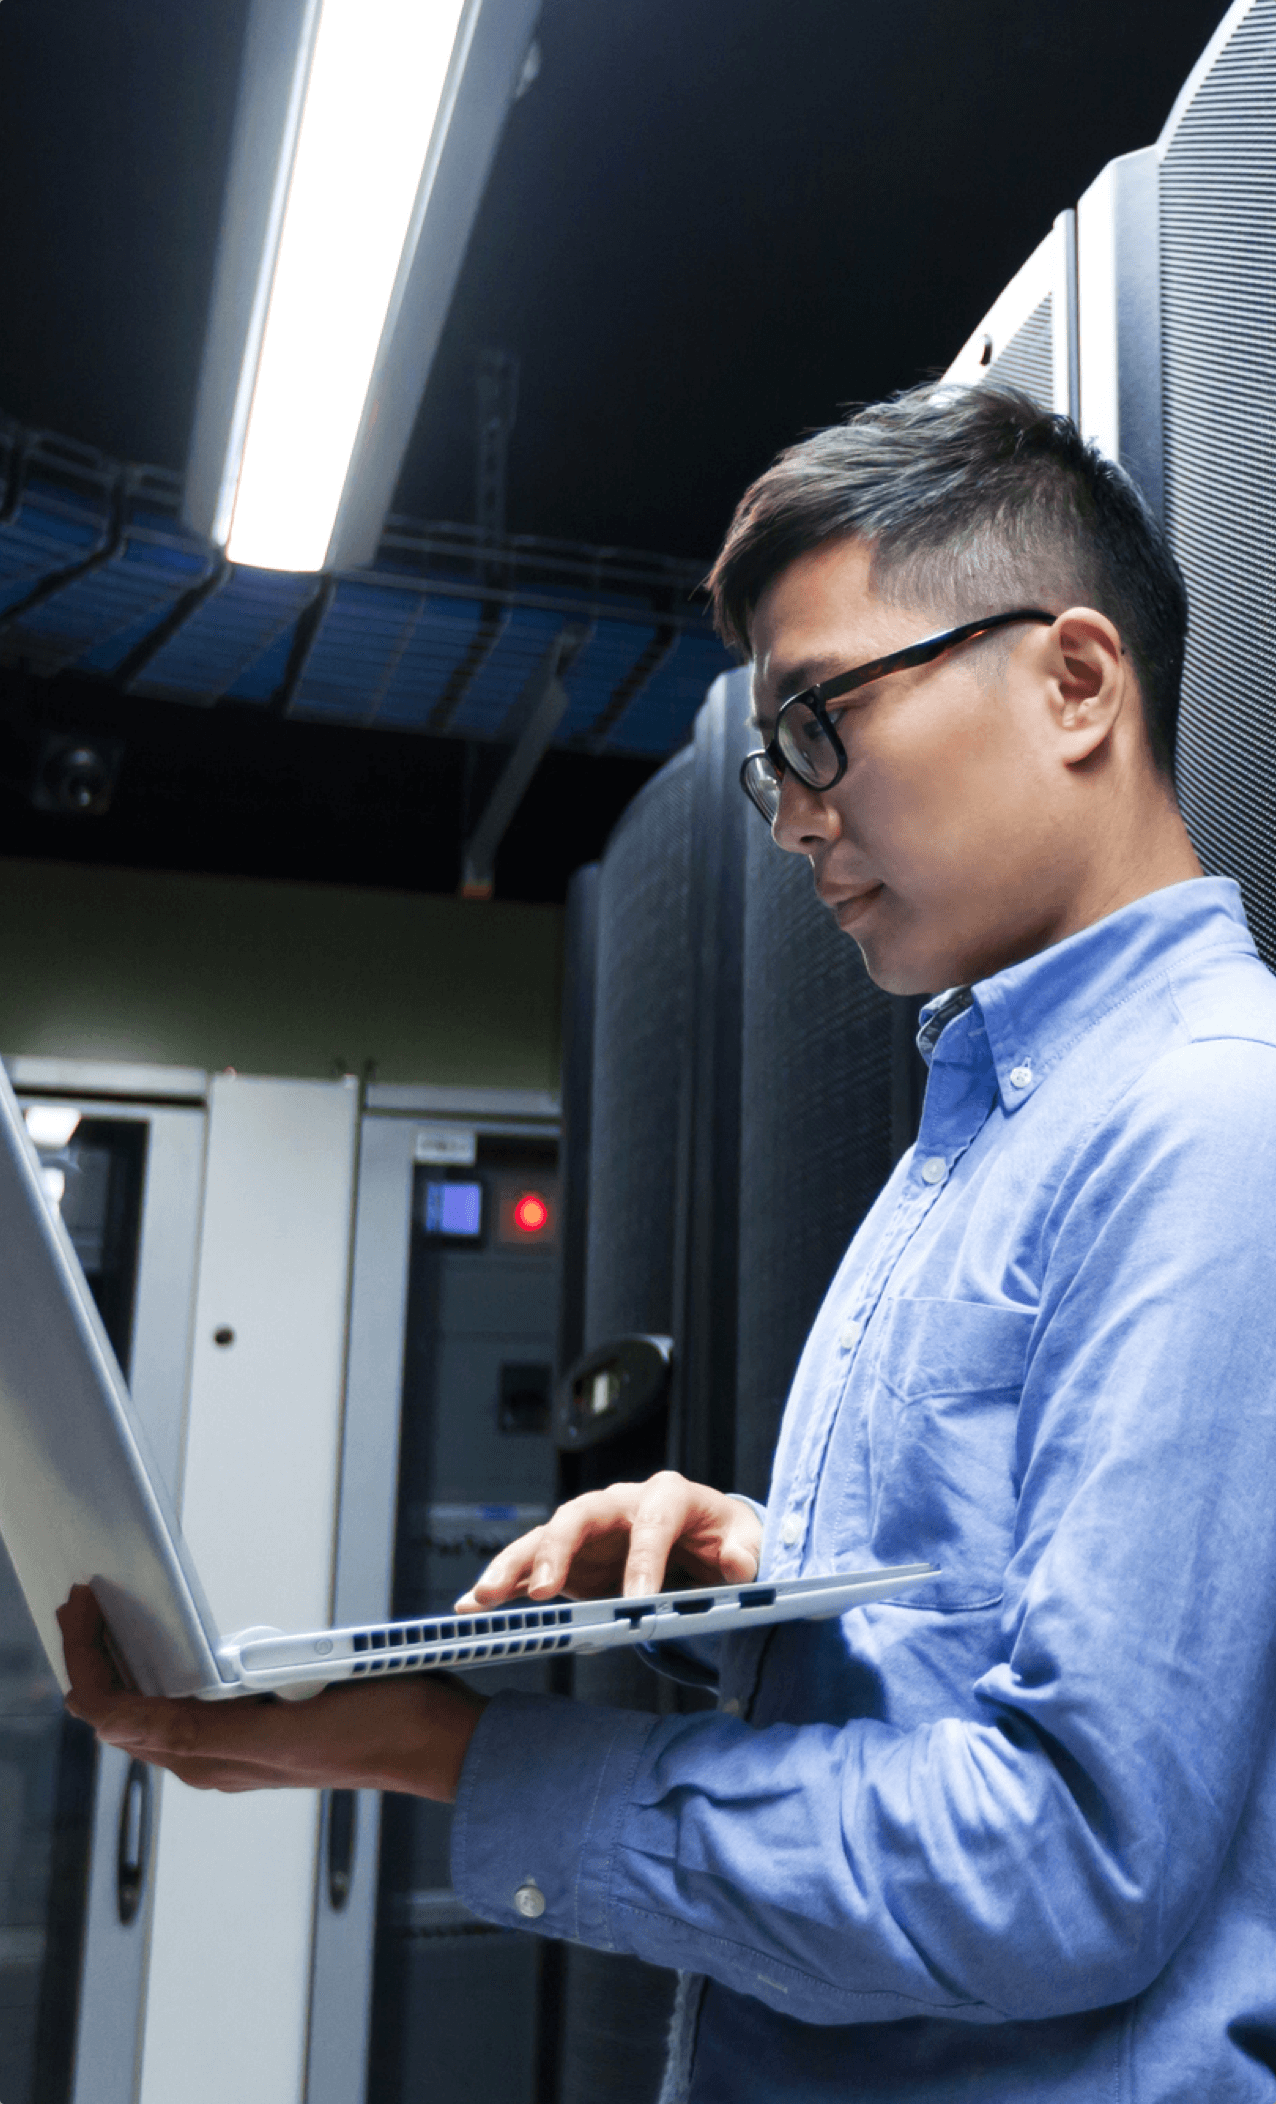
453,1039,1276,2026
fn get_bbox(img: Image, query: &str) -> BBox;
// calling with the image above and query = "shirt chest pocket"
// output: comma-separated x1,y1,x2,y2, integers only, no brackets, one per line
866,1297,1036,1611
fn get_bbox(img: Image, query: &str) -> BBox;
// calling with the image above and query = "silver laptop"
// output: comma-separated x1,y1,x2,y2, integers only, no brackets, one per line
0,1064,932,1702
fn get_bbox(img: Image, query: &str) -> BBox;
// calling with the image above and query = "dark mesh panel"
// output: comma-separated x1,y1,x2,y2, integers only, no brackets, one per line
584,748,695,1346
735,827,896,1502
988,296,1054,407
1160,2,1276,967
557,1945,676,2104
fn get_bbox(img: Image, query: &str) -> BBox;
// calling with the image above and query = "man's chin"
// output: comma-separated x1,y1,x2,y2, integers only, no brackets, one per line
830,897,929,997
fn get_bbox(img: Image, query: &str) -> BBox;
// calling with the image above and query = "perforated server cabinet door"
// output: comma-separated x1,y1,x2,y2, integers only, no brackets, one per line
736,824,899,1503
943,209,1079,416
0,1093,207,2104
580,747,696,1485
555,744,709,2104
1156,0,1276,966
668,670,751,1494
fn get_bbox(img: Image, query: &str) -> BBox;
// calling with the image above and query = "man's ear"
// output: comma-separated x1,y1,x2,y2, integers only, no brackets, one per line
1036,606,1128,766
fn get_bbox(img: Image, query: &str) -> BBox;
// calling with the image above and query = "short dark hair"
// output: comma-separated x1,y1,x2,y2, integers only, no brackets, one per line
706,382,1188,773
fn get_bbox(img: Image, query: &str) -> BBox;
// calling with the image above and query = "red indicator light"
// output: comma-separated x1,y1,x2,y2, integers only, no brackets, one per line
513,1192,549,1234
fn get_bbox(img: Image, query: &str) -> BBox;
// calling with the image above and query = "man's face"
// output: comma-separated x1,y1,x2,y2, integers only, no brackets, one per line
750,537,1077,996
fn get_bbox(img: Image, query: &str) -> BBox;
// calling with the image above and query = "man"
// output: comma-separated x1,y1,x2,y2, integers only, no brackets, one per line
63,382,1276,2101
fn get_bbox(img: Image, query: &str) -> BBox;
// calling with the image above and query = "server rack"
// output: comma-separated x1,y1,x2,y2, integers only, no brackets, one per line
0,1062,207,2104
553,735,705,2104
1072,0,1276,967
550,667,922,2100
305,1086,563,2104
734,769,920,1503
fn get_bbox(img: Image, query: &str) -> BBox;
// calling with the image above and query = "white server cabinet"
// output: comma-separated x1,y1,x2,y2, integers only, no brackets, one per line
137,1074,359,2104
1073,0,1276,964
0,1061,208,2104
942,209,1079,417
0,1061,558,2104
0,1063,362,2104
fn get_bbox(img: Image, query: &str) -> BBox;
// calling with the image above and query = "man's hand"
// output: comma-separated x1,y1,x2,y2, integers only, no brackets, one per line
455,1471,762,1611
58,1586,486,1801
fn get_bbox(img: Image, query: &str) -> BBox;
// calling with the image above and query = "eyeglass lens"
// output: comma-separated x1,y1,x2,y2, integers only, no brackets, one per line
741,752,782,822
778,701,842,789
741,697,846,822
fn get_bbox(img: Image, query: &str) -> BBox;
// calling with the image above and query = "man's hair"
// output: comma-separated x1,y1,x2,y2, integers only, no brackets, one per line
706,382,1188,773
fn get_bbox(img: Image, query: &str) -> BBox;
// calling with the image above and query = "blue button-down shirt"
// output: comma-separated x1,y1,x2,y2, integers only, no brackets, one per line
453,877,1276,2102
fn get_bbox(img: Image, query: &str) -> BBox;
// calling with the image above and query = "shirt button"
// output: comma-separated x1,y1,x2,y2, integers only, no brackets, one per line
1009,1063,1033,1089
720,1696,742,1716
780,1512,803,1547
514,1880,546,1919
839,1318,862,1349
921,1156,946,1185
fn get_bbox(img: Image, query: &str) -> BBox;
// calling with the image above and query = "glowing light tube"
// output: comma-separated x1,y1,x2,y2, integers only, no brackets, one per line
226,0,467,573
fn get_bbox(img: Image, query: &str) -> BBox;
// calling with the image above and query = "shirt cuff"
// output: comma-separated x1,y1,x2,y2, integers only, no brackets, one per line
726,1492,767,1532
450,1689,659,1943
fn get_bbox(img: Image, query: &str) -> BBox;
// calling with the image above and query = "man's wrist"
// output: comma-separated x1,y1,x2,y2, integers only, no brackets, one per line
375,1674,488,1803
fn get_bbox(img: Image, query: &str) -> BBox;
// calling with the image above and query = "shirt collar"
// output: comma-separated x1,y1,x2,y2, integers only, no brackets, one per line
920,878,1256,1112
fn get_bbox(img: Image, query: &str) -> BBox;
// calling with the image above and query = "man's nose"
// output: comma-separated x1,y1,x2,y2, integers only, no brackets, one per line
771,770,841,855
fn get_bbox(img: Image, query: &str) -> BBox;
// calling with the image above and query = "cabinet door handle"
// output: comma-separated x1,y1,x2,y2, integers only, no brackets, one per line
327,1789,357,1911
116,1759,151,1926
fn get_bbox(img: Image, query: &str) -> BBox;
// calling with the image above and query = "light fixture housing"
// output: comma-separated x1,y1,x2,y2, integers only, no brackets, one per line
24,1105,82,1151
185,0,539,575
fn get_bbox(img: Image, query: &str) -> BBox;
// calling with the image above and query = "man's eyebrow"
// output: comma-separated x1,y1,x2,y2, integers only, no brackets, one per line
752,654,853,730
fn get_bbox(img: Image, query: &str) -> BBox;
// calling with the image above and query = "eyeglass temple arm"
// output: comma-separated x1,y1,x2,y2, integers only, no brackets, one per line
810,609,1057,709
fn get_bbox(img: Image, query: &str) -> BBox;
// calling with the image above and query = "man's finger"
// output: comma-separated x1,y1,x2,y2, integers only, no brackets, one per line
522,1495,629,1597
58,1585,122,1700
620,1474,693,1596
456,1527,544,1609
163,1755,297,1792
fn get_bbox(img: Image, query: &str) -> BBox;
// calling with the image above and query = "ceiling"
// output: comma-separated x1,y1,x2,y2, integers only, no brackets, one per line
0,0,1229,903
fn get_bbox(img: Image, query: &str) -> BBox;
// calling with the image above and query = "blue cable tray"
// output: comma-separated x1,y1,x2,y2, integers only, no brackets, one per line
560,619,659,741
0,412,730,756
130,567,316,702
609,632,736,754
448,604,565,738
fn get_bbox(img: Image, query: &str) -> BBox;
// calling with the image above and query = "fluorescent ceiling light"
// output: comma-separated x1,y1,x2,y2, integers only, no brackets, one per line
187,0,539,575
229,0,466,571
24,1105,82,1150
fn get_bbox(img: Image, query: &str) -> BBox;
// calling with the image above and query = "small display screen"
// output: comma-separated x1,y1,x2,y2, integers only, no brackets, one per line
422,1180,483,1238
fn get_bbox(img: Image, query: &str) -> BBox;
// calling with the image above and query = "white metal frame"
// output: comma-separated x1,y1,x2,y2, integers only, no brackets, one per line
136,1075,360,2104
942,209,1079,419
1076,147,1163,518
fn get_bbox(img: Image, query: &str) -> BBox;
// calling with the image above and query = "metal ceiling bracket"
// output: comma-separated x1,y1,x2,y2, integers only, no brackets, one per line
460,639,570,897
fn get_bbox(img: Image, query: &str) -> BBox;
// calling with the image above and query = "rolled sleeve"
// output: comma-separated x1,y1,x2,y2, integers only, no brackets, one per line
451,1689,659,1943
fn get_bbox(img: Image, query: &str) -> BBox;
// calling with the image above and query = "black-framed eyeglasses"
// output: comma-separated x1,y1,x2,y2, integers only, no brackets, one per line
738,608,1057,825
